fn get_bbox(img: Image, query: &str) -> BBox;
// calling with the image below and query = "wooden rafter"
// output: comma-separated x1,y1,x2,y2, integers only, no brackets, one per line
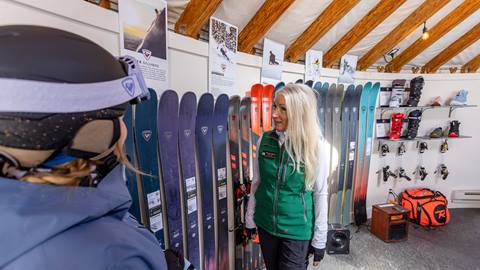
175,0,223,38
423,23,480,73
357,0,450,71
461,54,480,72
323,0,406,68
386,0,480,72
238,0,295,53
284,0,359,63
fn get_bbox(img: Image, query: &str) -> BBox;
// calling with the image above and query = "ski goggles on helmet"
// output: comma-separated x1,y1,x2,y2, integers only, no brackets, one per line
0,55,149,114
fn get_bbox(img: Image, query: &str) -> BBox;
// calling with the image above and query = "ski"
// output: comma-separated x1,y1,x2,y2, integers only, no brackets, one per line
357,82,381,225
157,90,183,252
196,93,216,270
213,94,230,270
124,104,142,223
313,82,328,140
353,82,372,226
335,85,354,224
228,96,243,270
178,92,200,269
342,85,362,225
325,83,336,222
134,88,165,248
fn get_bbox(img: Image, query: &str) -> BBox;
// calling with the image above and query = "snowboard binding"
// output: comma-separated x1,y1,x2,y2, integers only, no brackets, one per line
406,76,424,107
406,109,422,139
435,164,449,180
380,144,390,157
440,140,449,153
389,113,405,140
397,142,406,156
380,166,397,182
398,167,411,181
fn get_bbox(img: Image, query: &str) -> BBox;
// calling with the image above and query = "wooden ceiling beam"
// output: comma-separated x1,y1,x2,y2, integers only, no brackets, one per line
461,54,480,73
284,0,359,63
386,0,480,72
423,23,480,73
175,0,223,38
238,0,295,53
357,0,450,71
323,0,406,68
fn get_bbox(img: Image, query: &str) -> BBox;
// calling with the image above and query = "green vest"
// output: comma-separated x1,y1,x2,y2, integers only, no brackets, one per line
254,131,314,240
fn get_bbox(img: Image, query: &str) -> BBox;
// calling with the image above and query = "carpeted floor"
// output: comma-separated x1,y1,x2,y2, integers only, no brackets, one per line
311,208,480,270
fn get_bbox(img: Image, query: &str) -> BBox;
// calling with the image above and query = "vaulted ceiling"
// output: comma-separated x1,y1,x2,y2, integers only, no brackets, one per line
168,0,480,73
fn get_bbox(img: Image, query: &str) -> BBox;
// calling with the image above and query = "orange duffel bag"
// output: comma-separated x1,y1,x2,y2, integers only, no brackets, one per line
400,188,450,227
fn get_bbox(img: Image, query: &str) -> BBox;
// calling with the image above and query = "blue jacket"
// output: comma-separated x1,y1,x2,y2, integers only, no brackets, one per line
0,165,167,270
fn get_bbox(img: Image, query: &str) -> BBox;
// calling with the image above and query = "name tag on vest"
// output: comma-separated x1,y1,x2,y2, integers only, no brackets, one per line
261,151,277,159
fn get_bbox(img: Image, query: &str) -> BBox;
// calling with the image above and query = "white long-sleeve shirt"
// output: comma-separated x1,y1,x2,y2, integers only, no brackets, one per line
245,131,329,249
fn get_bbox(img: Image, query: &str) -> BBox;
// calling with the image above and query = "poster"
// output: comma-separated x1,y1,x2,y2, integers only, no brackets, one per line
305,49,323,82
338,54,358,84
261,38,285,85
119,0,168,93
208,17,238,97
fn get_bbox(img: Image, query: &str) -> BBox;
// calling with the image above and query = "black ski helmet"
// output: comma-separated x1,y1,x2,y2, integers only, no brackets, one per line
0,25,148,167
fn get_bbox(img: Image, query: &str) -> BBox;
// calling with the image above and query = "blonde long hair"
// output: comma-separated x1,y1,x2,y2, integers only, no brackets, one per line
277,84,322,190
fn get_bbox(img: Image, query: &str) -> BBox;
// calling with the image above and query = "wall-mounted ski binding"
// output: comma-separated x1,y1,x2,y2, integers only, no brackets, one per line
418,141,428,153
380,144,390,156
398,168,411,181
440,140,449,153
414,166,428,181
435,164,449,180
379,166,397,182
397,142,406,156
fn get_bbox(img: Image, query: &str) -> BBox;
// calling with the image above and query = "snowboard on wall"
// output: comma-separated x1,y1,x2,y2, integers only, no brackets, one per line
342,85,362,226
178,92,200,269
355,82,380,225
134,88,165,248
228,96,243,270
295,79,304,84
196,93,216,270
213,94,230,270
124,104,143,223
305,80,314,87
157,90,184,252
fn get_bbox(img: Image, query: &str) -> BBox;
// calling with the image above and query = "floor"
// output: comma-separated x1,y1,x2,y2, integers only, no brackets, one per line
311,208,480,270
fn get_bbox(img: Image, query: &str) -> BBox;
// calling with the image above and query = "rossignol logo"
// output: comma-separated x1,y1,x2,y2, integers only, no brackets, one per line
142,49,152,60
164,131,173,140
184,129,192,137
142,130,152,142
121,78,135,97
434,204,447,223
201,126,208,135
217,125,224,133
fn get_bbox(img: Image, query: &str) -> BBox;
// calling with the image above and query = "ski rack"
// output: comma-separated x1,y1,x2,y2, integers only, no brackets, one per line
376,136,472,152
378,104,477,119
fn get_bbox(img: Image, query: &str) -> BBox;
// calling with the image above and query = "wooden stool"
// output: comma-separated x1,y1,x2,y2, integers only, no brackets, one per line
370,204,410,243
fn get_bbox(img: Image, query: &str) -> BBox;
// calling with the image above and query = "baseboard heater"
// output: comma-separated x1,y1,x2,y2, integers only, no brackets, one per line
451,190,480,202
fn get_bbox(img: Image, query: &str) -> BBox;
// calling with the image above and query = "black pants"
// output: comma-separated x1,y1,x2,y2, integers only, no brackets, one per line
258,227,310,270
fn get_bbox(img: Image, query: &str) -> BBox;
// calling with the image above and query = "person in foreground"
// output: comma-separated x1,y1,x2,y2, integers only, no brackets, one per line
0,25,168,269
246,83,329,270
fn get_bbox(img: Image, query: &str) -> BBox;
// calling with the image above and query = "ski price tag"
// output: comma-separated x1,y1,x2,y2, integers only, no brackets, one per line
187,197,197,214
150,212,164,232
217,167,227,180
218,185,227,200
348,142,356,161
147,191,161,209
186,177,196,193
366,138,372,155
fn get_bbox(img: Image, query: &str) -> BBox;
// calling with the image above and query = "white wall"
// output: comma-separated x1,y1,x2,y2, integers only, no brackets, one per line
3,0,480,218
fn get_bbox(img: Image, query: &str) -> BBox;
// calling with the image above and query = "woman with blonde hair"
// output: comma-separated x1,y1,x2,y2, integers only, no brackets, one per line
0,25,168,269
246,83,329,269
